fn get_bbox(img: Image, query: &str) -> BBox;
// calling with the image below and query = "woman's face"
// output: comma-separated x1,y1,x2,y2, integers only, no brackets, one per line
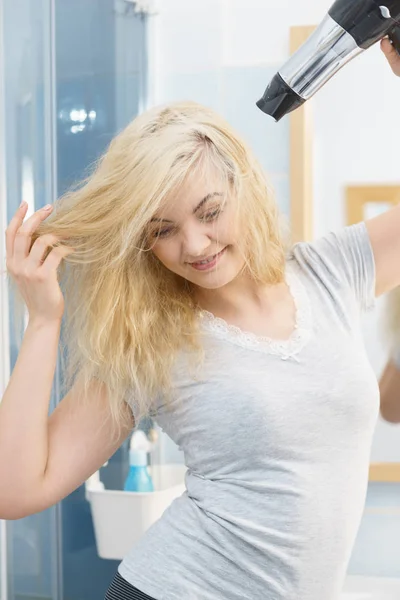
147,171,246,290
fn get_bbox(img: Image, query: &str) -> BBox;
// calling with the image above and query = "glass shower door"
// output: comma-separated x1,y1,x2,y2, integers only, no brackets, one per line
0,5,8,600
1,0,60,598
1,0,148,598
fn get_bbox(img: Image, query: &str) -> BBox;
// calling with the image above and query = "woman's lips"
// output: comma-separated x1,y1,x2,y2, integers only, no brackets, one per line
190,247,227,271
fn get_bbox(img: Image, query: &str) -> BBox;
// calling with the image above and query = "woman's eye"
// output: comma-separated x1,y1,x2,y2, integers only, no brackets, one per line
157,228,173,239
151,227,174,240
201,208,221,222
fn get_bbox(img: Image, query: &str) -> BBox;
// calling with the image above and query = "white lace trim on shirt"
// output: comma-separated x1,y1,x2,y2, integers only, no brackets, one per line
199,264,312,359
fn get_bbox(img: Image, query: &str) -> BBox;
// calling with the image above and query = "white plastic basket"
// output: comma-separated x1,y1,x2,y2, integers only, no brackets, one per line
86,464,186,560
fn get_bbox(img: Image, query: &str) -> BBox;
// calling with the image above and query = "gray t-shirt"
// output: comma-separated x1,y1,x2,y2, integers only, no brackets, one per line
119,222,379,600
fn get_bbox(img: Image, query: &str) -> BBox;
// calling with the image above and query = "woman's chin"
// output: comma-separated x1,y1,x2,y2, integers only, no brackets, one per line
190,268,242,291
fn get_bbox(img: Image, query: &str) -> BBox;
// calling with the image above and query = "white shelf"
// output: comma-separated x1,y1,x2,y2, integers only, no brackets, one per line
86,464,186,560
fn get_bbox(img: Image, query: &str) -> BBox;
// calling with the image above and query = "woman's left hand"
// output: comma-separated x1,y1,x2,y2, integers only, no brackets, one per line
381,37,400,76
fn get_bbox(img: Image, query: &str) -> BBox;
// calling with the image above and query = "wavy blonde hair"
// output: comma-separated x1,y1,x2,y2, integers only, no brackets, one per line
30,101,285,427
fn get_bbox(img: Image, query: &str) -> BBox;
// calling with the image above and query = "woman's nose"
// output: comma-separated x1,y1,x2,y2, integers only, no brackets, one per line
182,226,211,259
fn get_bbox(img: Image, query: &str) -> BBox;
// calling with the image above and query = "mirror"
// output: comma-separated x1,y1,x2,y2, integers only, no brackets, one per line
292,23,400,587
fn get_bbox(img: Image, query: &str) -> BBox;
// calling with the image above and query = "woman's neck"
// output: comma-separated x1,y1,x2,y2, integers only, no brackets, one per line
195,269,296,342
195,270,285,319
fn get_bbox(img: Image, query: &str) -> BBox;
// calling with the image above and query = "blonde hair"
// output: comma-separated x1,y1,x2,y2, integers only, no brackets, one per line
30,101,285,427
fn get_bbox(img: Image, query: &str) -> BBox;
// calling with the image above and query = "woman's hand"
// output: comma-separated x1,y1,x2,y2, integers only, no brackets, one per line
5,202,74,325
381,37,400,76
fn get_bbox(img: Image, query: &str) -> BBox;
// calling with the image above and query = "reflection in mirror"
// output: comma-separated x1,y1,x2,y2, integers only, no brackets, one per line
343,186,400,588
380,285,400,424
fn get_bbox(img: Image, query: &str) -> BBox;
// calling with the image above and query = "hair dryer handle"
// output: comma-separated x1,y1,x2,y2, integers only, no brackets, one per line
389,25,400,55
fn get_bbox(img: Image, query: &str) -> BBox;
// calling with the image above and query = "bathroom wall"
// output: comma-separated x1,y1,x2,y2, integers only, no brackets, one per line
151,0,400,578
154,0,400,457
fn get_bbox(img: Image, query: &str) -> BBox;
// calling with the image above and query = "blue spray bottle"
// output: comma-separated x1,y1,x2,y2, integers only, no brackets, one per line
124,430,154,493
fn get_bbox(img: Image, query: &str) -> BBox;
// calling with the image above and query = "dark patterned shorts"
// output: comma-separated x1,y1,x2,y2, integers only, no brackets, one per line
104,572,156,600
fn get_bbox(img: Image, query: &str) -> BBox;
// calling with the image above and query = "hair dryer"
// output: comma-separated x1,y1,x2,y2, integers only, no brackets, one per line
257,0,400,121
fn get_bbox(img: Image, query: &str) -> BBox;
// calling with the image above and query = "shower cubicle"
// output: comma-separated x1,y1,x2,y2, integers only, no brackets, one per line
0,1,152,598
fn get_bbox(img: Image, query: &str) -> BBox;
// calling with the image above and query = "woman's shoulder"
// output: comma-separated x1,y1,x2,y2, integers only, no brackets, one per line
289,221,368,259
287,222,375,312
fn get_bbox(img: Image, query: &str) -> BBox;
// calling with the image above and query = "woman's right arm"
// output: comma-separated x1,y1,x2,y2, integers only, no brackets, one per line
0,203,133,520
0,320,133,520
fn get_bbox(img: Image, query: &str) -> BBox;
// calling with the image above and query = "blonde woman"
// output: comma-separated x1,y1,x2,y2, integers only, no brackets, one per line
380,286,400,423
1,39,400,600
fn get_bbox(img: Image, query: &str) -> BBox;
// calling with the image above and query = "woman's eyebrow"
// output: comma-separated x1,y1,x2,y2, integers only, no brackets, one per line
150,192,224,223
